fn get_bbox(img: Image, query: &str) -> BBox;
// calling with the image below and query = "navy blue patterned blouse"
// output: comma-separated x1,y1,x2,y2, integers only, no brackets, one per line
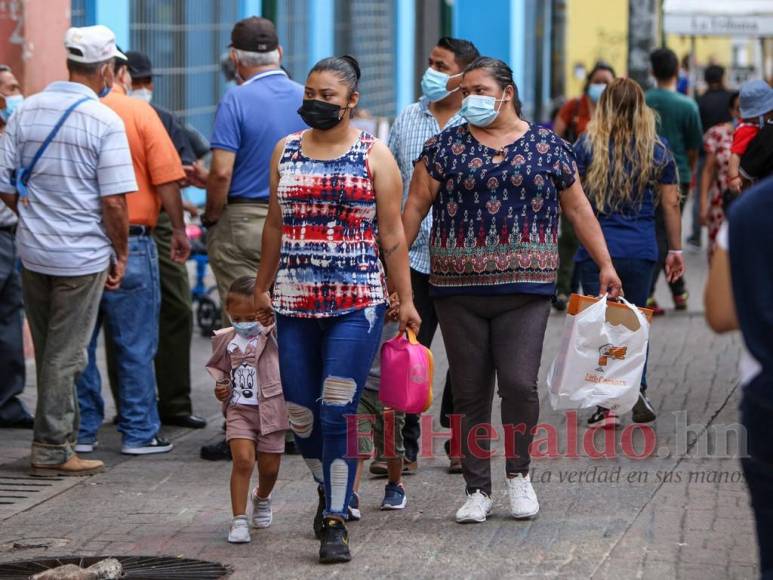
419,123,577,297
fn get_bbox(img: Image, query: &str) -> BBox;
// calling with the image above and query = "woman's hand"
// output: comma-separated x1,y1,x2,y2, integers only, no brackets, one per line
665,251,686,283
387,292,400,321
215,381,230,402
599,264,624,299
255,290,274,325
398,299,421,335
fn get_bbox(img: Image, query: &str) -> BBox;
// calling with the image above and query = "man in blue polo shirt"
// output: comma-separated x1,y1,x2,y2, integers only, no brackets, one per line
202,16,305,307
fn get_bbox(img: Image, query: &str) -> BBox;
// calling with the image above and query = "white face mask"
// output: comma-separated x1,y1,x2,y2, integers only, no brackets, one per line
128,87,153,103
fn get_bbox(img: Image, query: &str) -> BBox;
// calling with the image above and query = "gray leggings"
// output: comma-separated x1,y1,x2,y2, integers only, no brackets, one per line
435,293,551,495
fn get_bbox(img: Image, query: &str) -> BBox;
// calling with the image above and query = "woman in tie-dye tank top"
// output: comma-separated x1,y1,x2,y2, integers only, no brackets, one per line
254,55,420,564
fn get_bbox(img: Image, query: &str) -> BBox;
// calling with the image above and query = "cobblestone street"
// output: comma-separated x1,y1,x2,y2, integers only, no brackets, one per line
0,245,759,579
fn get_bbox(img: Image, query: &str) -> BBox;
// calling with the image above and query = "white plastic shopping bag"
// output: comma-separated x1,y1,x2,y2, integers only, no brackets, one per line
547,295,649,414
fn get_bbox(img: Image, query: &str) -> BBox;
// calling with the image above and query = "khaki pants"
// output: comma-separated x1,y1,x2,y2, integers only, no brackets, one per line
22,268,107,465
206,203,267,309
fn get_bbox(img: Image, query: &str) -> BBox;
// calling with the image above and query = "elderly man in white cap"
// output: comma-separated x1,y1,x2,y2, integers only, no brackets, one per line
0,25,137,475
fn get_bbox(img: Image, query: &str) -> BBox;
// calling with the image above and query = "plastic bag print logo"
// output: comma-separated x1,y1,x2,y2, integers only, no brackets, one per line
596,343,628,372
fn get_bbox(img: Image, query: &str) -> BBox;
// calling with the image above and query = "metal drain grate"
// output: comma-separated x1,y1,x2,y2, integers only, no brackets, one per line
0,555,231,579
0,476,60,506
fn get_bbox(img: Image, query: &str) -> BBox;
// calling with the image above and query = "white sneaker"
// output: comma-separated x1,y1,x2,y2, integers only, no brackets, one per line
506,473,539,519
228,516,251,543
74,442,98,454
250,490,272,529
455,490,493,524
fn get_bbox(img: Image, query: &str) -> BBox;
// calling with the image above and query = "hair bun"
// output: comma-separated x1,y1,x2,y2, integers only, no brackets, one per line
340,54,361,81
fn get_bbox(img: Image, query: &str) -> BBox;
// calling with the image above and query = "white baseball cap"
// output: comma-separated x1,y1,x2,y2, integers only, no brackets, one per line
64,25,126,64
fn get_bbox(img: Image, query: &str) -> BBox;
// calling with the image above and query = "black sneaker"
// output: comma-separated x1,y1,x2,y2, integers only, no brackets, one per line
313,484,325,539
200,439,232,461
587,407,619,429
319,518,351,564
632,392,656,423
121,435,173,455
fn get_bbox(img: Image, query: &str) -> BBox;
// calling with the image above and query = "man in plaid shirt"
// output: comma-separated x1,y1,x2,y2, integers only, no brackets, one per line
383,37,479,475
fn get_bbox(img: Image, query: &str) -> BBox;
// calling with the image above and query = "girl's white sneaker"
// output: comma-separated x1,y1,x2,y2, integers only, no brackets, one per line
228,515,251,543
250,490,273,529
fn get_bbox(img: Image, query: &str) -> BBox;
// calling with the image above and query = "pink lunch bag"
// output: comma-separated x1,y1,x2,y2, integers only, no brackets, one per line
379,328,434,413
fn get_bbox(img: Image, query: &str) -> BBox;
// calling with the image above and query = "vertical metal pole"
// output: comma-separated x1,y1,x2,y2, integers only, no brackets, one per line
550,0,566,100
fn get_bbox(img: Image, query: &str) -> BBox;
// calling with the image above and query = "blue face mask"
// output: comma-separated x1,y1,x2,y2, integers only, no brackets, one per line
459,91,509,128
420,67,461,102
233,321,261,339
587,83,606,103
1,94,23,122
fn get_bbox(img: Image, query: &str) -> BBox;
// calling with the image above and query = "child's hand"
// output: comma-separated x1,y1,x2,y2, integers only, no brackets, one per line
728,175,742,194
387,292,400,321
215,381,230,402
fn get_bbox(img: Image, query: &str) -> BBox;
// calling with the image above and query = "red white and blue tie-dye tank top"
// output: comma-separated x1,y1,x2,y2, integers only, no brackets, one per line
273,130,387,318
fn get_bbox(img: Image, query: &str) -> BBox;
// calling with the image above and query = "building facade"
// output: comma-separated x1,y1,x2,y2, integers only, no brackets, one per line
0,0,558,139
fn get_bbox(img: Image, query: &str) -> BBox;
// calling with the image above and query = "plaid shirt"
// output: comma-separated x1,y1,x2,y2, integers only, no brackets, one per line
387,97,464,274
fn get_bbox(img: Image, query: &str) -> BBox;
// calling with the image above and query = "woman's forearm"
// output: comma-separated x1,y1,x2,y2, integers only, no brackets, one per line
566,201,612,270
380,227,413,305
700,155,715,213
255,221,282,293
662,196,683,252
402,197,426,249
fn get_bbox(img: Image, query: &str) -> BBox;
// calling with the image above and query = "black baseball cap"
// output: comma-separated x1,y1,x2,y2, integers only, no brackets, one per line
229,17,278,53
126,51,152,79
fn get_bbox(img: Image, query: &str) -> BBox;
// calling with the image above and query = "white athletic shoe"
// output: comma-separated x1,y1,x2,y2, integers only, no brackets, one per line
250,490,272,529
505,473,539,519
455,490,493,524
228,516,251,543
74,441,98,454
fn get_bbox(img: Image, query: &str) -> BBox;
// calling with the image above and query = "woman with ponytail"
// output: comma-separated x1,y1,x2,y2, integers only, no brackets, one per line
253,55,420,564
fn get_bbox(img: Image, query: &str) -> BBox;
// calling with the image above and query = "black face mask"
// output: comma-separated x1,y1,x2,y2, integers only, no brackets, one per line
298,99,346,130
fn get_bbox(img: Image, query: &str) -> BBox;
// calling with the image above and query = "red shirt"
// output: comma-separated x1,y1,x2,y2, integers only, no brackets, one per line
731,123,760,156
558,95,593,138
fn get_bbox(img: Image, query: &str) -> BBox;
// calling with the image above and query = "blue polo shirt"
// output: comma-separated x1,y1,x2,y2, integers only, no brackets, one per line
210,69,306,201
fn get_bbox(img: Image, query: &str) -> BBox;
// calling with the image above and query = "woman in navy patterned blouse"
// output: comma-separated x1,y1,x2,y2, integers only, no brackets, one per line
403,57,621,525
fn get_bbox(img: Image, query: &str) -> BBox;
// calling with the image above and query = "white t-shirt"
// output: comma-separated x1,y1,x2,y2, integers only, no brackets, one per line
228,334,259,406
716,222,762,386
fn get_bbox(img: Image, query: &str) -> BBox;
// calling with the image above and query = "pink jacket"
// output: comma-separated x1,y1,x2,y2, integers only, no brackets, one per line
205,326,289,435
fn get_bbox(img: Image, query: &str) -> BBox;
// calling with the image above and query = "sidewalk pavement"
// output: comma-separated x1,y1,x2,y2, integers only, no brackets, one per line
0,238,759,579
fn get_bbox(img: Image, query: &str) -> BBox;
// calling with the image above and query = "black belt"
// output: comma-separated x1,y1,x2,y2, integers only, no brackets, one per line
0,224,16,234
228,197,269,205
129,225,151,236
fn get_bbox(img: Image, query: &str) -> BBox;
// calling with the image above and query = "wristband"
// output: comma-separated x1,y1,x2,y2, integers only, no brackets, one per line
668,250,683,255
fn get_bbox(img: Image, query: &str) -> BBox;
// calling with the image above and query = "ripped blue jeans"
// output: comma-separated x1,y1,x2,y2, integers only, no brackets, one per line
276,303,386,518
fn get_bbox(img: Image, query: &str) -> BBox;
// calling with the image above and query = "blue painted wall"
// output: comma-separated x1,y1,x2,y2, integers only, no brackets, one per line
95,0,129,48
452,0,510,63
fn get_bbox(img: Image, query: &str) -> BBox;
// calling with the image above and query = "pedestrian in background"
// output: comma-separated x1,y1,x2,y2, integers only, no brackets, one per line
124,49,207,430
699,91,739,259
0,63,32,430
200,16,306,463
403,57,621,525
573,78,684,428
0,25,135,475
386,36,479,476
645,47,702,314
254,55,420,564
553,61,616,311
75,50,189,456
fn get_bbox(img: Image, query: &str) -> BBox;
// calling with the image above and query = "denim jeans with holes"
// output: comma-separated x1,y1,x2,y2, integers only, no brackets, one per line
276,303,386,518
76,235,161,448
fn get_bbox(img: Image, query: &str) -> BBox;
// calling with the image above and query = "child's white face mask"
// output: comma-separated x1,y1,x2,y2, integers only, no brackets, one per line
232,321,261,339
